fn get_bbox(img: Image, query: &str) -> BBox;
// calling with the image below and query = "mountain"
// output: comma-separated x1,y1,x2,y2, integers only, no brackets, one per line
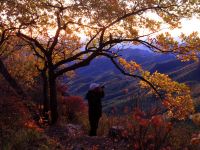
67,48,200,111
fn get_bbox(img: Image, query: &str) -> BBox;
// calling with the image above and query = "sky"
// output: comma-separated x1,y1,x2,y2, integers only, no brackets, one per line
47,14,200,43
77,16,200,43
141,12,200,37
170,17,200,36
109,16,200,50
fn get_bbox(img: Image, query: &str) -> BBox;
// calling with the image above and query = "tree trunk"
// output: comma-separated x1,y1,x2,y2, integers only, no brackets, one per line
48,68,58,125
41,70,49,116
0,59,26,98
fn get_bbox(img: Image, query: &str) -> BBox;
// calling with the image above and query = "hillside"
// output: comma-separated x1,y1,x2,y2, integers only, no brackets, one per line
68,48,200,111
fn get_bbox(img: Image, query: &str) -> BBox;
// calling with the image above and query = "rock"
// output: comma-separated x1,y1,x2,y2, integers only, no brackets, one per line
66,124,84,137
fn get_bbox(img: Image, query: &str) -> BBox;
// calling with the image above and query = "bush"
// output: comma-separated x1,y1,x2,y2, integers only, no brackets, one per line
131,109,173,149
59,96,87,123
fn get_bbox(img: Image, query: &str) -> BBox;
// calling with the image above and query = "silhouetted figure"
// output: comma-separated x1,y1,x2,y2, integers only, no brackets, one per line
86,83,105,136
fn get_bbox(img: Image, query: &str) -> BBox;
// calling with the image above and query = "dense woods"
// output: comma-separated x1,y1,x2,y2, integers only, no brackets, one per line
1,0,200,149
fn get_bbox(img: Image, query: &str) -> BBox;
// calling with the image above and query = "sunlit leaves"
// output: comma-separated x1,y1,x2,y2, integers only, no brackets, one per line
117,56,195,120
140,71,195,120
178,32,200,61
118,58,141,74
154,32,179,52
5,47,39,89
153,32,200,62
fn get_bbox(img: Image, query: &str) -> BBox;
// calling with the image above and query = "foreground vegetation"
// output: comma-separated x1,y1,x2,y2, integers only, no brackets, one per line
1,94,200,150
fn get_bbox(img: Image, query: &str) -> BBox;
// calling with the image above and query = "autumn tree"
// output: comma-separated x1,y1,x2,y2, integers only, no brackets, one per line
0,17,26,97
11,0,84,124
1,0,200,124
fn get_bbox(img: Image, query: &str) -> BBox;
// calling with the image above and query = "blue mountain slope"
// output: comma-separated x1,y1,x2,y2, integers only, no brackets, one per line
68,48,200,105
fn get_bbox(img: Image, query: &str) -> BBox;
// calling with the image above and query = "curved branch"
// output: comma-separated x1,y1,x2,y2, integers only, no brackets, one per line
101,53,163,100
55,50,101,77
17,32,47,55
85,30,101,50
53,50,93,69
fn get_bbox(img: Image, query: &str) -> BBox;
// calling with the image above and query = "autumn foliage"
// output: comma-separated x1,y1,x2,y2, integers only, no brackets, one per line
122,108,173,150
140,71,195,120
117,57,195,120
59,96,87,122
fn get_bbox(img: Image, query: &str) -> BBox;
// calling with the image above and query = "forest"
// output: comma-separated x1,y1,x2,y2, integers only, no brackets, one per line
0,0,200,149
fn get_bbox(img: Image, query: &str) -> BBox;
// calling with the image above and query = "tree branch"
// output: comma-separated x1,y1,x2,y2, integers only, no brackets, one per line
17,32,47,55
100,53,163,100
53,50,93,69
55,50,101,77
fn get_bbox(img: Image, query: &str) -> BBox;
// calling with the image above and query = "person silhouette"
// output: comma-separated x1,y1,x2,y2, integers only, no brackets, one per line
86,83,105,136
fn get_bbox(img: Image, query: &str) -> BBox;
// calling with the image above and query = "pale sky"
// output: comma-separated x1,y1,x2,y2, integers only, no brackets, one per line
48,15,200,41
170,17,200,36
142,12,200,37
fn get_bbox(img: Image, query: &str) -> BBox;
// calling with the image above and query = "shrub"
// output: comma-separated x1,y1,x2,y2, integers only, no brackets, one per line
110,108,173,150
59,96,87,123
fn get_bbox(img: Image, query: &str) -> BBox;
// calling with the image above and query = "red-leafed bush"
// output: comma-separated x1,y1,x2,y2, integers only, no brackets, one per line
59,96,87,122
134,110,172,149
114,108,173,150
